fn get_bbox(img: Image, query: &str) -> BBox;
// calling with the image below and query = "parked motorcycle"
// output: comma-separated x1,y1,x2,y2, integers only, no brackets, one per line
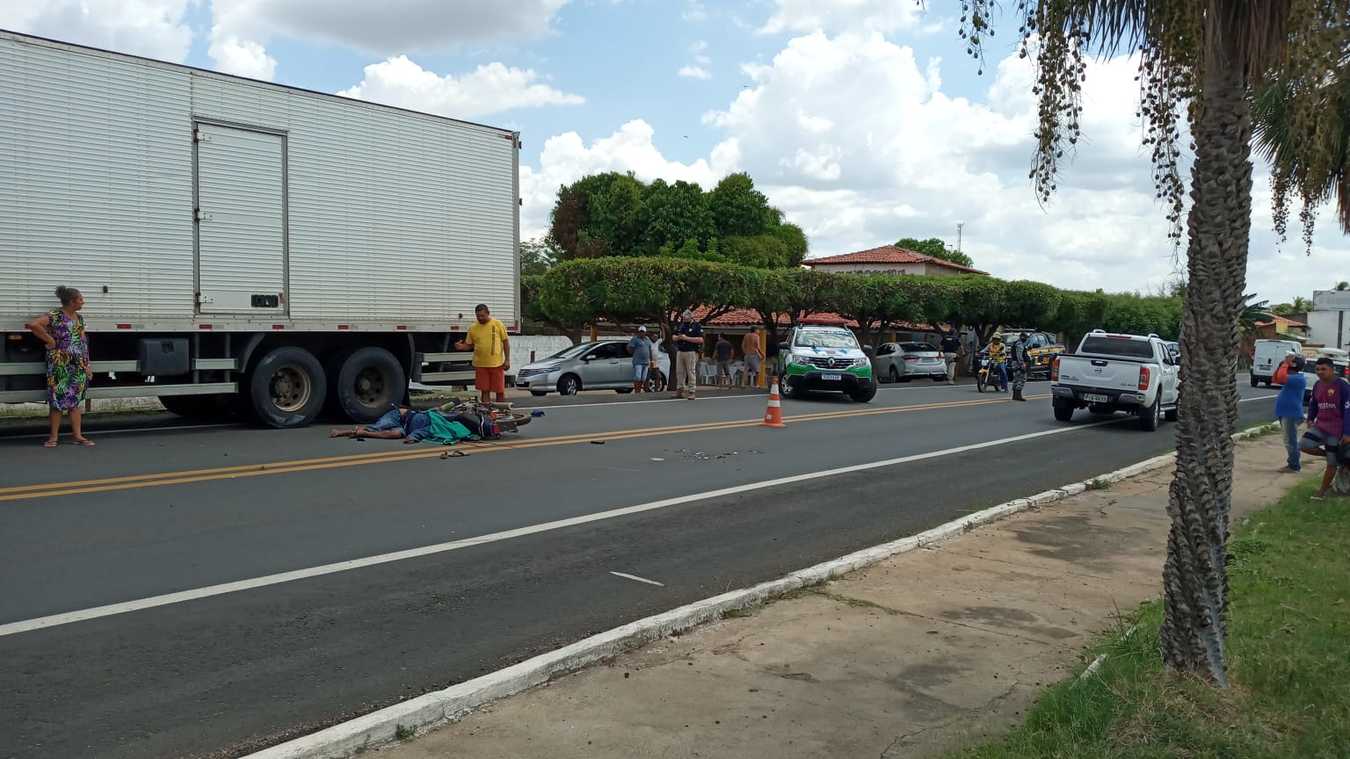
975,357,1006,393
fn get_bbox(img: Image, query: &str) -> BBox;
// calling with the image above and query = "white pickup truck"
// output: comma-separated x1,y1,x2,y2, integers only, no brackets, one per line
1051,330,1180,431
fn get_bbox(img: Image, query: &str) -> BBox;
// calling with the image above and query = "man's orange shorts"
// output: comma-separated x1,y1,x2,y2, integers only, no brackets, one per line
475,366,506,394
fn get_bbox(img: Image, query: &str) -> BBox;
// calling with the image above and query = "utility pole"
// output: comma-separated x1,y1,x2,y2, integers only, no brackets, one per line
956,222,964,253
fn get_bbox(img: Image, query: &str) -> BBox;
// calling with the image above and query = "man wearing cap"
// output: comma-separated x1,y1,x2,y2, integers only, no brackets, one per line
1273,351,1307,472
1009,332,1030,402
671,310,704,400
626,325,658,393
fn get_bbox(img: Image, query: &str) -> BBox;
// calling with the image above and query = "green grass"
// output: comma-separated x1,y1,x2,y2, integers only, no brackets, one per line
950,483,1350,759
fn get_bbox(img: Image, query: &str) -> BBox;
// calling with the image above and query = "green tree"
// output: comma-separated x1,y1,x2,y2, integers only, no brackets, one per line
548,172,645,259
639,179,715,255
1337,281,1349,291
1271,296,1313,316
744,267,839,345
1238,293,1273,341
521,273,581,341
550,171,804,266
959,1,1347,683
1001,280,1063,331
944,276,1007,346
709,173,775,238
537,257,757,350
895,236,975,269
825,275,916,347
770,222,809,268
1254,60,1350,246
519,238,560,277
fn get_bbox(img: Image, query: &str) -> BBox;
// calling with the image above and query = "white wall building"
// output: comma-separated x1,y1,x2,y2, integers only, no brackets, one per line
1308,290,1350,350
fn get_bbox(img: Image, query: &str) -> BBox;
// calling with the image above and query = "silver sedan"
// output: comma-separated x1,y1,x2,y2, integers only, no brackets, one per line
872,342,948,383
515,340,671,396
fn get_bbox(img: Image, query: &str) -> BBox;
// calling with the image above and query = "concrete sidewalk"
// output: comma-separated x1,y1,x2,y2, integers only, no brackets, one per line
378,436,1309,759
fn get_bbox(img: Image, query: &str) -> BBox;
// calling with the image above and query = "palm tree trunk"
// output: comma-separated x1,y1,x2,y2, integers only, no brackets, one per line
1159,18,1252,686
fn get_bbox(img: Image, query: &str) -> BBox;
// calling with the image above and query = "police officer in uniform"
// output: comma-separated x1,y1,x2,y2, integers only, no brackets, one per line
1010,331,1030,402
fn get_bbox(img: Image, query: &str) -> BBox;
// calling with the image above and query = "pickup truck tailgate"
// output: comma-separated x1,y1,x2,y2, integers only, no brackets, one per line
1058,356,1142,391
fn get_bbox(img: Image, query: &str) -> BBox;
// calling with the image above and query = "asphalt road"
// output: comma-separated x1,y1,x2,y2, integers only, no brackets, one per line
0,381,1277,758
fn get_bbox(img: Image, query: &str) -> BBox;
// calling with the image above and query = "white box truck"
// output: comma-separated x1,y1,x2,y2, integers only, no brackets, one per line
0,31,520,427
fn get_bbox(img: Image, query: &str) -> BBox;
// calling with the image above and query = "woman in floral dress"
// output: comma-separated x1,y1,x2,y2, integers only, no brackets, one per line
26,286,94,447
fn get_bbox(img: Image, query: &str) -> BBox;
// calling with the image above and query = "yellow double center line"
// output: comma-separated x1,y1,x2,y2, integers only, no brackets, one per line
1,394,1048,503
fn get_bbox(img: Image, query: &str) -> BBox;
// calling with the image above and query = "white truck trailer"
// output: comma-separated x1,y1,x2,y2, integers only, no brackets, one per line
0,31,520,428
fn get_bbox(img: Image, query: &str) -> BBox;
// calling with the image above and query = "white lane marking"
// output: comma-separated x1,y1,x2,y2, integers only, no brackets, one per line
0,418,1114,637
0,394,1277,638
609,571,665,587
1,422,238,441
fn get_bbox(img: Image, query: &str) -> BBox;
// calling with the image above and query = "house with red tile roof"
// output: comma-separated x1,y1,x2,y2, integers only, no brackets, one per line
802,244,987,277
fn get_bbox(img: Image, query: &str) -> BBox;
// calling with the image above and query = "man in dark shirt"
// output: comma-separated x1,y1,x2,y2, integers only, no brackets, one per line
672,310,704,399
940,330,961,384
714,335,734,387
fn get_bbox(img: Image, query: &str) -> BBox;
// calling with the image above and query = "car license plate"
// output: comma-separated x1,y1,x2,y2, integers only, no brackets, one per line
822,373,842,381
1082,393,1109,403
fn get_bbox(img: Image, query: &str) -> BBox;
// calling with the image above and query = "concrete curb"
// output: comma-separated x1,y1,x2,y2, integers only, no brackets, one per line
247,421,1280,759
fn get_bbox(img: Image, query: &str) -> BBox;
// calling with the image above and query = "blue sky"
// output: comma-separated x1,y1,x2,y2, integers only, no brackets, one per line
3,0,1345,304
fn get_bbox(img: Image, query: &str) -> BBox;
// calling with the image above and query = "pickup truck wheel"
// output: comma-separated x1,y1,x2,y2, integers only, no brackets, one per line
1139,397,1161,431
248,346,327,428
334,347,405,423
1053,401,1074,422
1250,374,1259,388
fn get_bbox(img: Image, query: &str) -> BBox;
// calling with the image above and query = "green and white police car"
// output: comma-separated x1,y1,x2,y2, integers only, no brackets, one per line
780,326,877,402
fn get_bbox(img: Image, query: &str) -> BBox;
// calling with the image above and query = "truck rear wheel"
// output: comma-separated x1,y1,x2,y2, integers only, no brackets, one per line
332,347,405,423
1053,401,1075,422
248,346,327,428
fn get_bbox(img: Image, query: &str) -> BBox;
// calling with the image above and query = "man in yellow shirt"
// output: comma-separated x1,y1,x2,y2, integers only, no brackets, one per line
455,304,510,403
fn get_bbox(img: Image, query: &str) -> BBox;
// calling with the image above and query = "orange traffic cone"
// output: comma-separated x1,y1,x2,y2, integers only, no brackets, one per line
763,381,786,428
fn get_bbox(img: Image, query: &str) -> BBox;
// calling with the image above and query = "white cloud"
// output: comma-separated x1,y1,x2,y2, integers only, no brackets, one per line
517,29,1346,303
682,1,708,22
338,56,583,118
208,34,278,80
677,40,712,80
518,120,741,239
208,0,568,83
0,0,192,61
758,0,922,35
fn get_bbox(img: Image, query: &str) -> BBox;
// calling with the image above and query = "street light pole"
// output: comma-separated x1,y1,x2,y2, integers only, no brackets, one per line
956,222,964,253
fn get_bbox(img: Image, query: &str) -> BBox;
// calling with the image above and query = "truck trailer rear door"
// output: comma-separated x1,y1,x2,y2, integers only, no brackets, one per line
194,122,287,314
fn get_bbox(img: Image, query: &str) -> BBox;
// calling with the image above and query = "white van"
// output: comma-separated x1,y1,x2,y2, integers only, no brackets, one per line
1251,339,1302,387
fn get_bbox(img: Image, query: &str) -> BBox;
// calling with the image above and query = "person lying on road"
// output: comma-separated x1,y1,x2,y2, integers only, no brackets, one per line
330,406,477,445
